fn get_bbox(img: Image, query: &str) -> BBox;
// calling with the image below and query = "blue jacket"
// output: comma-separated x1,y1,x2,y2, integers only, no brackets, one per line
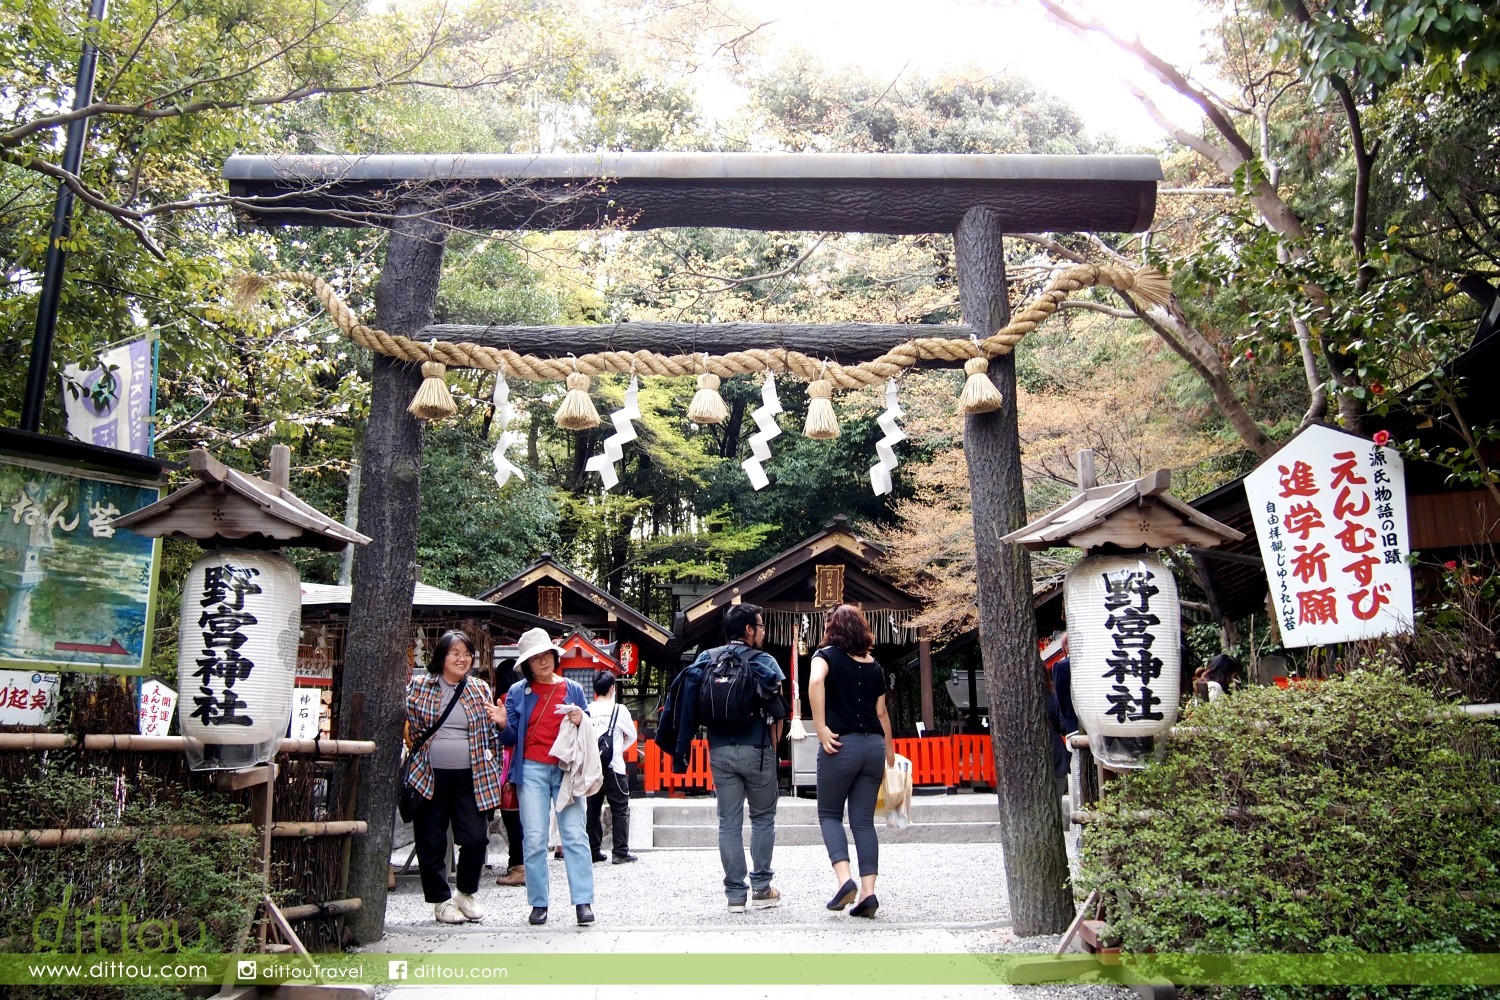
656,662,704,773
498,677,591,778
660,643,785,771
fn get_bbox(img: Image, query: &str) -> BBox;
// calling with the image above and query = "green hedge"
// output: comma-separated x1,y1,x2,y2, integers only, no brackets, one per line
1078,665,1500,997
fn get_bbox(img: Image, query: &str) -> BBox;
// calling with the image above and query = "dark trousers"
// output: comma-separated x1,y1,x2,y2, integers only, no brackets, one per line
414,768,491,903
586,768,630,858
816,732,885,877
500,804,523,869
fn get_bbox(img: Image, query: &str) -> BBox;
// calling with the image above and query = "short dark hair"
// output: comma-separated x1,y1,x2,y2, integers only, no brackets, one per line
594,670,616,696
519,650,557,684
821,604,873,655
426,629,476,675
723,603,763,642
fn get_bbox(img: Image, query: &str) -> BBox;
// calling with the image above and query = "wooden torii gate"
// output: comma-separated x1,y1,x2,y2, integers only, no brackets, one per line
224,151,1162,940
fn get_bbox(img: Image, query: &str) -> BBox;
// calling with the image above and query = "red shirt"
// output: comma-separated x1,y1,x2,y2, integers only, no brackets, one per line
523,681,569,765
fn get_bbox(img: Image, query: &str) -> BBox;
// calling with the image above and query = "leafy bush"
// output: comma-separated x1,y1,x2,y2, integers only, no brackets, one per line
1078,666,1500,996
0,760,263,958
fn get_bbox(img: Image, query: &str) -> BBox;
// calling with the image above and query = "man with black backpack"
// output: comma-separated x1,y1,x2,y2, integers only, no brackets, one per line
684,603,788,912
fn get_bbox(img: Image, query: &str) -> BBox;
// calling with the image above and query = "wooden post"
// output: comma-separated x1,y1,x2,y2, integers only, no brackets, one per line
338,204,447,944
956,206,1073,935
918,628,934,733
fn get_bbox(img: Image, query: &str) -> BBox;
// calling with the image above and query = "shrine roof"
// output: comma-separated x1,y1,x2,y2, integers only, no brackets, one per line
477,555,672,648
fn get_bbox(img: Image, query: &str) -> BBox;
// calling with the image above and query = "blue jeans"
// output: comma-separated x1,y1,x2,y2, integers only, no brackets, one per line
519,759,593,909
709,743,779,903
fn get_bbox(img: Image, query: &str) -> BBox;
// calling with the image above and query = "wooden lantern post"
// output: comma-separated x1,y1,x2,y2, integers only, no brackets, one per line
112,445,372,995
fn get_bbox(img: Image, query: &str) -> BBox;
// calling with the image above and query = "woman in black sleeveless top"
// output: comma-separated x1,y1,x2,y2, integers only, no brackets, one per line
809,604,895,918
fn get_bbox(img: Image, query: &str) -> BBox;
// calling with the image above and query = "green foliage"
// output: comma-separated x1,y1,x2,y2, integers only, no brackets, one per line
0,761,262,956
416,425,560,596
1079,666,1500,984
1264,0,1500,100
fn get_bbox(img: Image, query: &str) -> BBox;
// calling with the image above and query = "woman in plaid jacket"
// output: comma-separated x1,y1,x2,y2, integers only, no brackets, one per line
404,629,507,924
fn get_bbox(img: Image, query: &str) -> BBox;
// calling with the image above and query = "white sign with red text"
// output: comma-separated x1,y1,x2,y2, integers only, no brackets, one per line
0,670,61,726
138,679,177,737
1244,425,1413,648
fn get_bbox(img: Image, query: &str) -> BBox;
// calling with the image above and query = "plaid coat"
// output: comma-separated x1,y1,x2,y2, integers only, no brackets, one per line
404,672,506,812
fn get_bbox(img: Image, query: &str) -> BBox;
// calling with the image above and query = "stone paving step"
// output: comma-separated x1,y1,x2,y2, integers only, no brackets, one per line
651,798,999,826
652,819,1002,847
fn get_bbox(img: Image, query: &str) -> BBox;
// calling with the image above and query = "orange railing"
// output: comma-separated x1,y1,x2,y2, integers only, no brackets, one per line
636,736,995,793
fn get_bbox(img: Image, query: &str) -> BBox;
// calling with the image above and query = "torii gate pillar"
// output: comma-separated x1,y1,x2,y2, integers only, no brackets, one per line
957,208,1073,933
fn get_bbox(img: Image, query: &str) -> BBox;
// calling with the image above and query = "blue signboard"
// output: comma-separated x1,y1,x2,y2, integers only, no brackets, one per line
0,455,161,673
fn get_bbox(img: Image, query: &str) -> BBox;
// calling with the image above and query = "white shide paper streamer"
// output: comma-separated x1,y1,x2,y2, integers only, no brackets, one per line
584,375,641,491
869,378,907,496
490,369,526,488
741,371,783,490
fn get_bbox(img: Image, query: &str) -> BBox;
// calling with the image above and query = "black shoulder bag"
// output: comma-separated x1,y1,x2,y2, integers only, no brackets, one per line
398,673,469,823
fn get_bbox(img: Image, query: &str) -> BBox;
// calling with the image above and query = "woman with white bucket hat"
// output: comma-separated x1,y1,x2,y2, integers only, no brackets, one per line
497,626,596,926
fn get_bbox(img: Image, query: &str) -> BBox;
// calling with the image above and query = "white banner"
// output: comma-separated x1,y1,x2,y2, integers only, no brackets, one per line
289,687,322,740
60,338,153,455
1244,425,1413,647
138,678,176,737
0,670,61,726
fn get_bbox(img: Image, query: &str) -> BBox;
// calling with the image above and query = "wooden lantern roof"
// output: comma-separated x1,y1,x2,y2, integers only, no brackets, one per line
112,448,371,552
1000,466,1243,552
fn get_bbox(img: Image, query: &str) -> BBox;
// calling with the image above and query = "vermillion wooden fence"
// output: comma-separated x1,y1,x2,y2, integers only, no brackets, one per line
638,735,996,793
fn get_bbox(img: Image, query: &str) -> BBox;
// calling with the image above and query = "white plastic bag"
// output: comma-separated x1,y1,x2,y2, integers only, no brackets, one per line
880,753,912,829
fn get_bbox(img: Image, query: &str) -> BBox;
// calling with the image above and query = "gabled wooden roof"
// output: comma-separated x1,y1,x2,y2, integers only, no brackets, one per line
999,468,1243,552
477,555,672,648
112,450,370,552
674,516,921,647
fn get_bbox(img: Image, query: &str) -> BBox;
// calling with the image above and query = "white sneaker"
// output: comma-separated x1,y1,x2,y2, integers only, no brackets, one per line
452,891,485,921
434,900,467,924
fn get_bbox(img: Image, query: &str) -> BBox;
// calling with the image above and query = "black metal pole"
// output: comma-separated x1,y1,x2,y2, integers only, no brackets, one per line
20,0,111,432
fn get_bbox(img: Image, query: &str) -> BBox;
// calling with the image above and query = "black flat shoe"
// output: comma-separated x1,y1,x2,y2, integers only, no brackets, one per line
576,903,595,925
826,879,857,911
591,853,608,863
528,906,548,925
850,894,879,919
612,853,639,864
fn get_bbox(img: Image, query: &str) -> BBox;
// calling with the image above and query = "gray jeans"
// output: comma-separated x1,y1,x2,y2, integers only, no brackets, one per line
709,743,779,903
816,732,886,877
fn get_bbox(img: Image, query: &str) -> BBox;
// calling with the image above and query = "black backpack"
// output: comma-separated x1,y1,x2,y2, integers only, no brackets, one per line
697,645,760,734
597,705,619,767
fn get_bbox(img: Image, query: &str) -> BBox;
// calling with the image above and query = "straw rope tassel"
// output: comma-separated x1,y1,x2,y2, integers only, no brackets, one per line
688,372,729,424
804,379,840,439
959,357,1003,414
555,371,601,430
408,361,457,421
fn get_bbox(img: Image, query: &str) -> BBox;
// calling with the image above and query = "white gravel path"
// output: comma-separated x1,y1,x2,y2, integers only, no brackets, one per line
366,842,1134,1000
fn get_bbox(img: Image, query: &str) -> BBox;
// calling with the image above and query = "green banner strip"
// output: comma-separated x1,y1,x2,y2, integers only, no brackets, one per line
2,953,1499,986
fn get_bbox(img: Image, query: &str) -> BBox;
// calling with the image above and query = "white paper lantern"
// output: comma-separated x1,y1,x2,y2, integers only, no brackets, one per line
178,549,300,768
1065,553,1181,768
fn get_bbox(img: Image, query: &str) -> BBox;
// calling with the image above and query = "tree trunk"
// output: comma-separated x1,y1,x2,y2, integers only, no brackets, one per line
956,207,1074,935
339,205,447,944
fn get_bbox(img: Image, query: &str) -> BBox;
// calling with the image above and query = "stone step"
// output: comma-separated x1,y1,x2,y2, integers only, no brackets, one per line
651,819,1002,847
650,799,998,827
